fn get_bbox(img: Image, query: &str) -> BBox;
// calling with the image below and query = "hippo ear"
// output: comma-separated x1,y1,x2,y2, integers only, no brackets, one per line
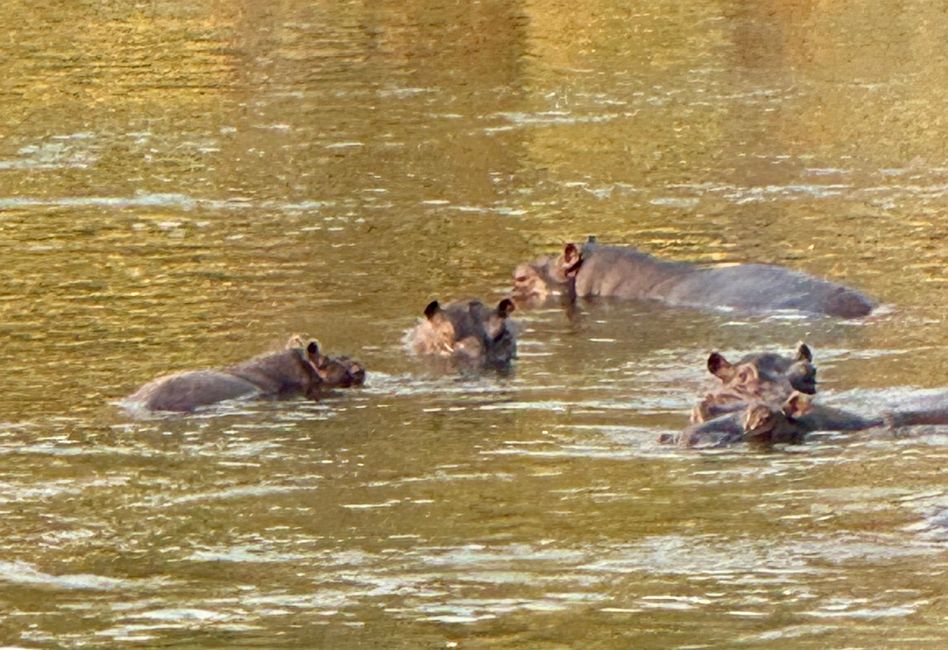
496,298,515,318
782,392,813,419
424,300,441,320
794,342,813,362
707,352,736,381
562,243,583,276
304,340,323,364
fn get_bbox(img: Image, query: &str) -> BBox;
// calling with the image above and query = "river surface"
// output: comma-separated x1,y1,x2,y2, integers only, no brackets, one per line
0,1,946,647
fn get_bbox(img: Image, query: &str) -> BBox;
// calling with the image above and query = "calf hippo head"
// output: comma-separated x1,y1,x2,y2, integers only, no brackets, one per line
691,343,817,423
512,243,583,304
741,393,812,446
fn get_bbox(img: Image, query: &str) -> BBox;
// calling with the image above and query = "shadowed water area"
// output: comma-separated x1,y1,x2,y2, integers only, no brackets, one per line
0,0,946,647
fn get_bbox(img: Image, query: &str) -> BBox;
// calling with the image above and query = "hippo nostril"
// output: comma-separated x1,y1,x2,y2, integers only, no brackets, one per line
515,276,528,283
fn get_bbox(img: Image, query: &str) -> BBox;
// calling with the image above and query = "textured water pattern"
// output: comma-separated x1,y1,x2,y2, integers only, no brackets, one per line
0,0,946,647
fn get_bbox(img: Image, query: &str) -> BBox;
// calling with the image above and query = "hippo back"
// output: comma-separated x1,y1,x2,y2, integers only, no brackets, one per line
227,348,322,396
127,370,261,412
660,264,874,317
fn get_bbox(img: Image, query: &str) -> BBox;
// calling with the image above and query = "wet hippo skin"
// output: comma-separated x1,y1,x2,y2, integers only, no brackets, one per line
513,240,875,318
673,390,948,448
127,337,364,412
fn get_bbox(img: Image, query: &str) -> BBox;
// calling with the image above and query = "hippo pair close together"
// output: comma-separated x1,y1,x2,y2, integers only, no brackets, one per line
666,344,947,447
409,237,876,371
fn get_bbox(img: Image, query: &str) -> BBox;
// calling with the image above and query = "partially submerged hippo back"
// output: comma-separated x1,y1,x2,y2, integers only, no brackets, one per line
691,343,817,423
127,370,262,413
513,240,875,318
226,342,324,398
661,264,874,319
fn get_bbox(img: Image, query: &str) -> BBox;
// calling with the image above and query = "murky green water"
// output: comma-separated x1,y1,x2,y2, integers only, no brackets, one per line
0,0,946,647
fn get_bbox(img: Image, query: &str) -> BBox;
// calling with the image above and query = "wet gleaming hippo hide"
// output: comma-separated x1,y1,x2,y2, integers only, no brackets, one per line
513,240,875,318
674,389,948,448
127,337,365,412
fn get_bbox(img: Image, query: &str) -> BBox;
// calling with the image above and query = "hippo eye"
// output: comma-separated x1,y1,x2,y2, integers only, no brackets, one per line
515,275,528,283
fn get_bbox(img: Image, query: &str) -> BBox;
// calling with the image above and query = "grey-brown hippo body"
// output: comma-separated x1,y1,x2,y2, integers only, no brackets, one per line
673,390,948,448
127,338,365,413
409,298,517,368
513,241,875,318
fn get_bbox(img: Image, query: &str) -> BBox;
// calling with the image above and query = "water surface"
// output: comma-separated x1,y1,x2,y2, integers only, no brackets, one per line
0,0,946,647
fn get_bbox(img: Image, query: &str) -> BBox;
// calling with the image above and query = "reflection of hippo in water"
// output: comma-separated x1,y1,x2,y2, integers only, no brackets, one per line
126,337,365,413
513,240,875,318
408,298,517,368
672,390,948,448
691,343,817,423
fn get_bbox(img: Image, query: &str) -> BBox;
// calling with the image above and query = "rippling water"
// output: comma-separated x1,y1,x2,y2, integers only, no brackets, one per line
0,0,946,647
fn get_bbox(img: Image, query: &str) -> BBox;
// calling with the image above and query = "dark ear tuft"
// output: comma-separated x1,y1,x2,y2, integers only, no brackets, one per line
424,300,441,320
707,352,734,380
794,342,813,362
497,298,515,318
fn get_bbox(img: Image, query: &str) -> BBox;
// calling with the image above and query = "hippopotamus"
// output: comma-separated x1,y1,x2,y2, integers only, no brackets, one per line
408,298,517,367
512,239,875,318
691,343,817,423
671,390,948,448
126,337,365,412
285,335,366,388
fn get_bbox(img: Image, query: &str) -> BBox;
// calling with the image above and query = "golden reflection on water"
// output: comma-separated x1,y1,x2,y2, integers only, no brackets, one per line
0,0,945,647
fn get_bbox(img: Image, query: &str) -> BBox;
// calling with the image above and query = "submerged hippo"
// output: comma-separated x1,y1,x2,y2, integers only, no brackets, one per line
513,239,875,318
672,390,948,448
126,336,365,413
408,298,517,368
691,343,817,423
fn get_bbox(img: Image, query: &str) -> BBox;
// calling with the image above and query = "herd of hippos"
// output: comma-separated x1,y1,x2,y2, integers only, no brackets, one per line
125,238,947,447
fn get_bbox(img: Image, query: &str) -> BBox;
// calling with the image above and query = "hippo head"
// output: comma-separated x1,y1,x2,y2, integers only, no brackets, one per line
691,343,816,423
317,355,366,388
413,298,517,367
741,392,813,446
707,342,817,397
512,243,583,304
288,334,365,388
